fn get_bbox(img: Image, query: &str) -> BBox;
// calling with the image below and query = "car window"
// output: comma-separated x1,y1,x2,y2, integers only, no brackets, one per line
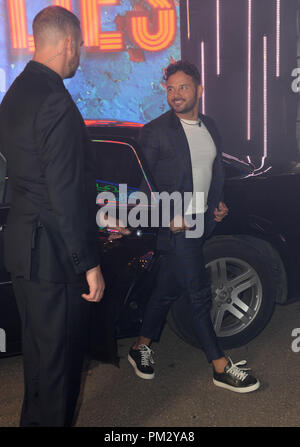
92,139,152,203
222,154,254,179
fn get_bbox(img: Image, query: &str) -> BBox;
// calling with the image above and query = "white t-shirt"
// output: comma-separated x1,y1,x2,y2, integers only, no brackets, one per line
180,119,217,214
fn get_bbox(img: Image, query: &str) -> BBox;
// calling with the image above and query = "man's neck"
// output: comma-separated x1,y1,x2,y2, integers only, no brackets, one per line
175,110,199,121
32,53,64,79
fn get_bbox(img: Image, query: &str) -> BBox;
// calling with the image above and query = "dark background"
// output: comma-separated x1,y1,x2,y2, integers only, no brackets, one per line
180,0,299,168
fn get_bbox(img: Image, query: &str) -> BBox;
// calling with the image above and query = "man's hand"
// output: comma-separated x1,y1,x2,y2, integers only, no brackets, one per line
214,201,229,222
82,265,105,302
98,211,130,241
107,221,131,241
170,215,190,234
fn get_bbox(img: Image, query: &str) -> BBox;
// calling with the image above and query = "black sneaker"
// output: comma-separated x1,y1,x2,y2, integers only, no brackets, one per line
128,344,155,380
213,358,260,393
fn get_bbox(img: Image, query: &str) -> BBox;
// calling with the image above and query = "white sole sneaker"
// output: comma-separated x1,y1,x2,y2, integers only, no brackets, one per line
128,354,155,380
213,378,260,393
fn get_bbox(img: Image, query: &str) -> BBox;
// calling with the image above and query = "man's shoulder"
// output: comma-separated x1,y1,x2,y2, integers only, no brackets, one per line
144,109,174,131
0,64,73,138
199,112,216,126
8,63,66,104
145,111,219,131
18,69,72,119
200,113,221,133
31,69,65,97
199,113,222,148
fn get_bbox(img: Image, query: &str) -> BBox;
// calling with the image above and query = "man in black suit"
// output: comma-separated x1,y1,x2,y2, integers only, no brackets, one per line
0,6,106,426
128,61,260,393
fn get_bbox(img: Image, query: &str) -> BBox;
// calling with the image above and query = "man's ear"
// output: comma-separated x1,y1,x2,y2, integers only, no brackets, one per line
62,35,73,55
197,84,204,99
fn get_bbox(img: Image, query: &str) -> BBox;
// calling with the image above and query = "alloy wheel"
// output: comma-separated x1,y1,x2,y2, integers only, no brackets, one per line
206,257,263,338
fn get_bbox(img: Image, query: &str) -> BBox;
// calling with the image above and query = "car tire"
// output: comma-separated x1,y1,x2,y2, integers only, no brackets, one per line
168,235,287,350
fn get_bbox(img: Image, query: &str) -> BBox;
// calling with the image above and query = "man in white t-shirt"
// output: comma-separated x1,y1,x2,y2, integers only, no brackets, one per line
128,61,260,393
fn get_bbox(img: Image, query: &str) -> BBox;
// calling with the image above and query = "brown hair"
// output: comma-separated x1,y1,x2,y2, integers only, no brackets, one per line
164,60,201,86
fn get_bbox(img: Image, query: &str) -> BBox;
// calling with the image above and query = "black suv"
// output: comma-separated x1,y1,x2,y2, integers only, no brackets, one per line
1,120,299,360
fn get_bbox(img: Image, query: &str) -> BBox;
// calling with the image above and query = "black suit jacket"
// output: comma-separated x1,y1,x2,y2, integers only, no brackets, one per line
0,61,99,282
139,109,224,249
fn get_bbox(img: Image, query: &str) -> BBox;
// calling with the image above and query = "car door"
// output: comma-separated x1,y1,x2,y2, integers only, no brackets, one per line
87,135,159,362
0,135,159,360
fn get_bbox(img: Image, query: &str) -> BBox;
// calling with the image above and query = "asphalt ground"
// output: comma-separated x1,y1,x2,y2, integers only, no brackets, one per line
0,300,300,430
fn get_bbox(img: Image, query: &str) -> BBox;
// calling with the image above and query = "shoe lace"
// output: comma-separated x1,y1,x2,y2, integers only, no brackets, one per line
226,358,251,381
139,345,155,367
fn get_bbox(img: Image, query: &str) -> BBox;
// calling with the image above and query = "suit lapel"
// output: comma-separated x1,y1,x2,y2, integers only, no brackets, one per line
199,113,221,154
168,111,194,190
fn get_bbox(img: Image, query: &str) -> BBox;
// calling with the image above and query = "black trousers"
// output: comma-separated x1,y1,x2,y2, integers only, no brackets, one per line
12,275,90,427
140,231,224,363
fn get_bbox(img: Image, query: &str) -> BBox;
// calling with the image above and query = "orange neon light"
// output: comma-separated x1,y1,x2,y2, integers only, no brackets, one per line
7,0,177,54
147,0,173,8
7,0,29,49
98,0,118,4
80,0,124,51
80,0,98,47
8,0,73,53
130,3,176,52
84,119,144,127
54,0,73,11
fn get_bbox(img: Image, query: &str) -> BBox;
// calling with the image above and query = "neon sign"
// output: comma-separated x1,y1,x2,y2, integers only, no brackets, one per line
7,0,177,53
129,0,176,52
1,0,181,122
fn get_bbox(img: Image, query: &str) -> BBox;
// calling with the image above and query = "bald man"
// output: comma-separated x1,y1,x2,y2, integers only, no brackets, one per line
0,7,105,426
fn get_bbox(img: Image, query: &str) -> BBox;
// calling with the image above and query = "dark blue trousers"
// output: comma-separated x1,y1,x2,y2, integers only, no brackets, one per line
140,231,224,363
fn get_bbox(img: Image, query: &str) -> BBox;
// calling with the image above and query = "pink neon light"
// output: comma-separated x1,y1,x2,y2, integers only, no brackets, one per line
186,0,190,40
247,0,252,141
255,35,268,172
201,41,206,114
263,35,268,160
276,0,281,77
216,0,220,76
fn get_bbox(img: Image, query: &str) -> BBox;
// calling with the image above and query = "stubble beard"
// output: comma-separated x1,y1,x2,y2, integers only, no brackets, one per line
170,95,199,117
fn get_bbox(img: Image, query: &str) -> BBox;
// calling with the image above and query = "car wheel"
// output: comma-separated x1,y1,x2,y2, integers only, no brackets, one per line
168,235,287,349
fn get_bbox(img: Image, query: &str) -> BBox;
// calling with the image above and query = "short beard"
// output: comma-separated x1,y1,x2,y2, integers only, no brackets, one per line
170,96,199,116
